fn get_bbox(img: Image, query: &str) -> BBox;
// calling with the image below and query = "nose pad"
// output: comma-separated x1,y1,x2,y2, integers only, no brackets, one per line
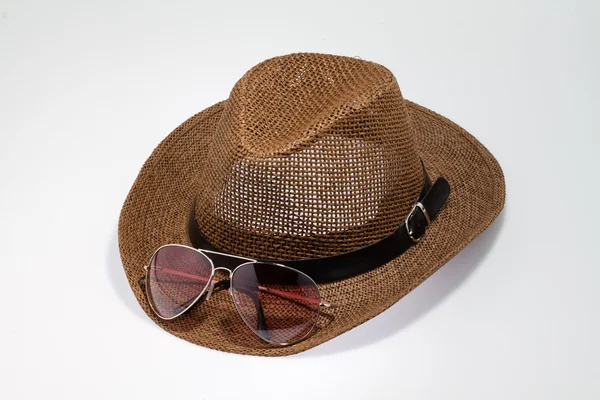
204,277,217,301
204,274,231,301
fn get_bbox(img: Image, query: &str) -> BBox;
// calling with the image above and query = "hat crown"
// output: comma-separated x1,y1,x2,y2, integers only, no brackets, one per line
196,53,423,260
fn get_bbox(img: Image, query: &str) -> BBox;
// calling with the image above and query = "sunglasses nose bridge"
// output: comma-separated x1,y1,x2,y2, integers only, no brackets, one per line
213,266,233,276
204,274,225,301
204,267,234,301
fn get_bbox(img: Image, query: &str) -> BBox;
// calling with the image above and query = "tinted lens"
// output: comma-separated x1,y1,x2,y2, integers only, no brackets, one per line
146,245,213,319
231,263,321,345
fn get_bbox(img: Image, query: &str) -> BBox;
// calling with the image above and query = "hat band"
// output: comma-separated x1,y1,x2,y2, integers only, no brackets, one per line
189,163,450,283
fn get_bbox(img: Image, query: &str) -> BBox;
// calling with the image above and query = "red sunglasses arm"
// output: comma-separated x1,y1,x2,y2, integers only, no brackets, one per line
155,267,329,307
256,285,322,306
160,268,211,283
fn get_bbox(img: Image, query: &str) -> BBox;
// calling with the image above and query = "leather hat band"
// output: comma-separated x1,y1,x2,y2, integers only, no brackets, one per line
190,161,451,283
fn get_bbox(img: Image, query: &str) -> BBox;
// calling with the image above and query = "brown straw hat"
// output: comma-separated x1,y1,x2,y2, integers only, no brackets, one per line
118,52,505,356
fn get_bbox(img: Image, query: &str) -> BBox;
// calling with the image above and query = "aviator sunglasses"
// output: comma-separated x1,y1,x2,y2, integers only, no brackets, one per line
143,244,333,346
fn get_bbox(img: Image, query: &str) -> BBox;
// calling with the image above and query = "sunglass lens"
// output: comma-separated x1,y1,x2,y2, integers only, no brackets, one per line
230,263,321,345
146,245,213,319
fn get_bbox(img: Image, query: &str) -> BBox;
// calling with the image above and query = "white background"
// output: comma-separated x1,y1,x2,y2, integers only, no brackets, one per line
1,0,599,398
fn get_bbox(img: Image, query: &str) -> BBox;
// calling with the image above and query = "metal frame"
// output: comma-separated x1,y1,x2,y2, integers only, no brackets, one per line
144,244,332,346
143,243,216,321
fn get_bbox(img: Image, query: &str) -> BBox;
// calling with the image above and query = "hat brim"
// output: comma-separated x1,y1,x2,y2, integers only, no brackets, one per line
118,99,505,356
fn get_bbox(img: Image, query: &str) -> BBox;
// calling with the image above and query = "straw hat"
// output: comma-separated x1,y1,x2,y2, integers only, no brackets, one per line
118,53,505,356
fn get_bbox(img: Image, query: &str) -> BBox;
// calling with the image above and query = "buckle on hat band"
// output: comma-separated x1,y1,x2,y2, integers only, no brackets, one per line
405,202,430,243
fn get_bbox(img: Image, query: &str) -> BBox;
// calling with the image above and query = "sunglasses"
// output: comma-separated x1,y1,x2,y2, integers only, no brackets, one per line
143,244,333,346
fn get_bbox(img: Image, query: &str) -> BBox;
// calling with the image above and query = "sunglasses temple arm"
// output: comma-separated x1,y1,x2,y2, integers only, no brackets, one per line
257,286,334,308
155,267,332,307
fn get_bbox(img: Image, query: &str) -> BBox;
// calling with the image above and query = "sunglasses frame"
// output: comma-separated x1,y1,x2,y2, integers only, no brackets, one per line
143,243,331,346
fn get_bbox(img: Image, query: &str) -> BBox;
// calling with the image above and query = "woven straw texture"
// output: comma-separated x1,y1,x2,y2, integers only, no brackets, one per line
118,53,505,356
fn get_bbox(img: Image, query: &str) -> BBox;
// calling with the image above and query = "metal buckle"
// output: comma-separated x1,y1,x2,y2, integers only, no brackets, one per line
405,202,430,243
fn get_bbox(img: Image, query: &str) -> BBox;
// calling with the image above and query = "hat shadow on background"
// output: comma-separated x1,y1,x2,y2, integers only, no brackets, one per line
107,228,153,324
106,212,505,355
